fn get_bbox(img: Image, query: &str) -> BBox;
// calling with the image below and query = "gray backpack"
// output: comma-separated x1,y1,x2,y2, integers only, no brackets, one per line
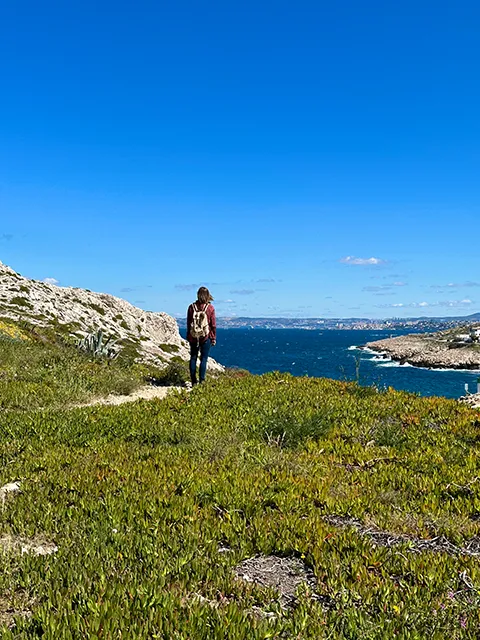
190,303,210,339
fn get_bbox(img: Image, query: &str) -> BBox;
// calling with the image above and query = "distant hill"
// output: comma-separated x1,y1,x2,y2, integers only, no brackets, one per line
0,261,222,370
177,314,480,330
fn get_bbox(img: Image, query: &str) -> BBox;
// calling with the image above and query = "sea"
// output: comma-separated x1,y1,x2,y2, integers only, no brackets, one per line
182,328,480,399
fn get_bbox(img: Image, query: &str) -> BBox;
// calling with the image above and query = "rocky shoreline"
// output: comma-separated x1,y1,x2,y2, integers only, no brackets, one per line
364,334,480,371
459,392,480,409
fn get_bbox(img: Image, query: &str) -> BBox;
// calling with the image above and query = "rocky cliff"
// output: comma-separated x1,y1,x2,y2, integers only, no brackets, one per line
0,261,223,371
365,326,480,370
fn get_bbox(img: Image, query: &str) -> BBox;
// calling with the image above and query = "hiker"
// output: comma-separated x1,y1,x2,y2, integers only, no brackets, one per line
186,287,216,385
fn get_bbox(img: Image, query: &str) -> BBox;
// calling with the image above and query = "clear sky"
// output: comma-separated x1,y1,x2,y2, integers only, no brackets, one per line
1,0,479,319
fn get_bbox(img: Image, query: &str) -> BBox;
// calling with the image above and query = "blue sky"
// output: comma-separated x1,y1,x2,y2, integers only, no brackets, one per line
1,0,479,319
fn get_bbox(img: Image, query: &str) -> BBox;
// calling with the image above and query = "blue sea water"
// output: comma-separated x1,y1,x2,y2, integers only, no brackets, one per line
198,328,480,399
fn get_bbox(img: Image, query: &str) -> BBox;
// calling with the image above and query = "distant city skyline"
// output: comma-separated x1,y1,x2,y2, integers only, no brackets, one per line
1,1,478,318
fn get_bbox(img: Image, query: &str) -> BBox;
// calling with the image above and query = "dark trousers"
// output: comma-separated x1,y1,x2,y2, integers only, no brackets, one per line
189,338,211,384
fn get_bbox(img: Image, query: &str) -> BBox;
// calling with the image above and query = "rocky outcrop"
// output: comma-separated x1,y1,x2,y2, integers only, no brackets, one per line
364,331,480,370
0,261,223,371
459,393,480,409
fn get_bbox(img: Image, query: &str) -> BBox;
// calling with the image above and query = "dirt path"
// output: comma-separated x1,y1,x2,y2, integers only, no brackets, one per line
0,385,187,414
75,385,186,408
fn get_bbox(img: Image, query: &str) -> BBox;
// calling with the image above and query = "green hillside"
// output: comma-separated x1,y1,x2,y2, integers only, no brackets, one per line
0,318,169,411
1,321,480,637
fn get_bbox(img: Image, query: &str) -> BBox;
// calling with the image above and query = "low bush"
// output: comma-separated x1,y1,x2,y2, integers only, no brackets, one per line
260,409,334,447
9,296,33,309
154,360,189,386
159,343,180,354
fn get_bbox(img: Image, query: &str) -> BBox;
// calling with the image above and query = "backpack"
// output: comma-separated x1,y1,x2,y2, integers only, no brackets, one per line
190,303,210,339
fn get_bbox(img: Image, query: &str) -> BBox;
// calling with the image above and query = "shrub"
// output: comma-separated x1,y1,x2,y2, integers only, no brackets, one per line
154,360,189,386
9,296,33,309
221,367,251,379
89,303,106,315
260,409,333,447
0,318,31,341
159,343,180,354
116,338,141,364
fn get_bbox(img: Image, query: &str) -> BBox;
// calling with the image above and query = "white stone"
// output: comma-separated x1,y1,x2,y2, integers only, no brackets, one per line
0,481,21,496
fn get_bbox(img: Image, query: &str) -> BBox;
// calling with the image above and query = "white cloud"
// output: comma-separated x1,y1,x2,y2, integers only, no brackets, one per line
437,299,473,308
363,281,406,293
175,283,199,291
376,299,474,309
363,285,389,292
340,256,386,266
430,281,480,290
43,277,59,285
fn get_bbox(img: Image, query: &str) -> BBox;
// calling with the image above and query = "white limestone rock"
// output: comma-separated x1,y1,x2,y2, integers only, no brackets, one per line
0,262,223,371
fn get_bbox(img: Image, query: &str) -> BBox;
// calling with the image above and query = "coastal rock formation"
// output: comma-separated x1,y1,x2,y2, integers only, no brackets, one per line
0,261,223,371
459,393,480,409
365,329,480,370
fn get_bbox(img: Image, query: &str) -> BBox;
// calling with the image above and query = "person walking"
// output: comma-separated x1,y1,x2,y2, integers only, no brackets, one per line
186,287,216,385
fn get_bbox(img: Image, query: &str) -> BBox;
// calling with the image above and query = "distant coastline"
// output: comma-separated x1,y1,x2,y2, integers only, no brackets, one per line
364,332,480,371
177,314,480,332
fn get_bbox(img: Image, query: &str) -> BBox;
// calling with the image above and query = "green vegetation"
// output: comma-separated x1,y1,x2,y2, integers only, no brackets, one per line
1,323,480,636
9,296,33,309
77,330,118,360
159,343,180,354
116,337,141,364
0,320,149,410
153,358,189,386
89,303,106,316
47,318,82,339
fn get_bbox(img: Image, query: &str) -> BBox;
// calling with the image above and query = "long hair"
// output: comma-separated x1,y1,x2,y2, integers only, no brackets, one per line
197,286,213,304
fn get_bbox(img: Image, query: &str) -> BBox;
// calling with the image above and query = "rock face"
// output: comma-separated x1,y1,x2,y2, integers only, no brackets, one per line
0,261,223,371
365,329,480,370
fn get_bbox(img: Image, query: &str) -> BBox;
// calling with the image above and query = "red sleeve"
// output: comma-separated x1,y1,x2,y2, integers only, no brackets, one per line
209,305,216,342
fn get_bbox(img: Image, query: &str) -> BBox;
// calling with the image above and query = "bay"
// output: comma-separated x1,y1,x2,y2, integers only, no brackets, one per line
186,328,480,399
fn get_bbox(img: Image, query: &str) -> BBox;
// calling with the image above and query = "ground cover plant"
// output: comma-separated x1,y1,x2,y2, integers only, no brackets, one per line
0,319,150,410
1,362,480,637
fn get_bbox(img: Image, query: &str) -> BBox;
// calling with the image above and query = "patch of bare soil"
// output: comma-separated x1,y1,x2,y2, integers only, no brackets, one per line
323,515,480,557
0,385,186,414
0,534,58,556
0,593,32,630
76,384,185,408
187,554,329,621
234,555,321,607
